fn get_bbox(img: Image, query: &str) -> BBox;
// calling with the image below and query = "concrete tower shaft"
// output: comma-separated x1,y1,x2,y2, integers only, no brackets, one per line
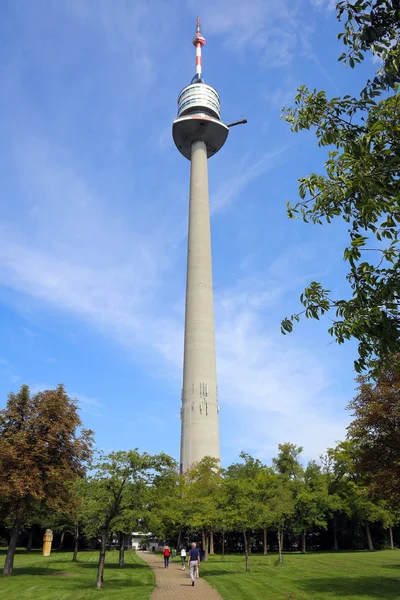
180,140,220,472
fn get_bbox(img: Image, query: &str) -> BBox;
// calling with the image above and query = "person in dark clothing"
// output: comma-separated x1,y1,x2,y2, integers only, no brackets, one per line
188,542,200,586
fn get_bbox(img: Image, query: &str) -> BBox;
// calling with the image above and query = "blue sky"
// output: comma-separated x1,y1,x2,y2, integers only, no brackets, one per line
0,0,378,465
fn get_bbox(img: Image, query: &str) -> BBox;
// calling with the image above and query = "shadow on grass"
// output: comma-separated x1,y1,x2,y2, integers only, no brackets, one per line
198,569,232,576
78,562,148,570
13,562,148,575
7,567,153,591
297,576,399,598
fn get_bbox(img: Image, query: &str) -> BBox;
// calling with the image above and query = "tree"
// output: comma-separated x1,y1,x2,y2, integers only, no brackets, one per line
81,449,176,589
281,0,400,373
347,357,400,507
0,385,93,575
272,444,332,554
272,442,304,552
267,476,295,563
293,461,332,553
146,470,184,550
223,453,264,571
255,465,277,556
255,462,295,561
184,456,223,560
324,440,389,551
321,446,355,550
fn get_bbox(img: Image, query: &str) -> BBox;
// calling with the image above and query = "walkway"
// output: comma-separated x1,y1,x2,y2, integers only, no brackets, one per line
139,551,223,600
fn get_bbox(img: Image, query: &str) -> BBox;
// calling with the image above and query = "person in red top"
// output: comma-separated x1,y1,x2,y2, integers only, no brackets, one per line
163,545,170,568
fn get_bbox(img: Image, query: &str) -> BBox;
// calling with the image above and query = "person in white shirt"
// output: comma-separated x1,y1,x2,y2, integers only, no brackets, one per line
180,546,187,570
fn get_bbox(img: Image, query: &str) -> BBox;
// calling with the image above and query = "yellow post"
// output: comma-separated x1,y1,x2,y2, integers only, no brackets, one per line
42,529,53,556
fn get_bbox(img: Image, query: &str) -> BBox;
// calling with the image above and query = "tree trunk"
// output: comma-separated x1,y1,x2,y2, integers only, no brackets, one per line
333,517,339,551
277,530,283,564
247,532,251,554
119,532,125,568
365,522,374,551
176,529,181,552
72,522,79,562
280,532,284,553
301,530,306,554
96,528,107,590
209,532,214,555
3,512,22,575
389,526,394,550
58,531,65,551
263,528,267,555
243,531,249,571
107,531,113,551
201,531,207,561
26,529,33,553
221,532,225,559
204,534,209,562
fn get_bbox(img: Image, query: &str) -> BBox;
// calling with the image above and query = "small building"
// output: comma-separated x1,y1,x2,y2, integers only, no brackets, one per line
131,532,162,551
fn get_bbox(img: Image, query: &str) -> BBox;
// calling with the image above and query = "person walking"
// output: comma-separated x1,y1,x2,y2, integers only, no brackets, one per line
180,546,187,570
188,542,200,586
163,545,170,568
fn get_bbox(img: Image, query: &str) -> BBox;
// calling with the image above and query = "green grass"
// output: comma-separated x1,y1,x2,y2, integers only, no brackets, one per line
0,549,154,599
183,550,400,600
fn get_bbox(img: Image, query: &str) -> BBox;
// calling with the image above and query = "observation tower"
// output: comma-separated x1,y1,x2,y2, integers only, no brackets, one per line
173,18,246,473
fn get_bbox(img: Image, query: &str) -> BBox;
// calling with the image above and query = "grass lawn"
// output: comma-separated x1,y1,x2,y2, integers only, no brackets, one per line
0,548,154,600
191,550,400,600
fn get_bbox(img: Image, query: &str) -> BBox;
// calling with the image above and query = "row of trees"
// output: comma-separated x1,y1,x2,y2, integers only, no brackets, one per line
6,440,398,580
171,439,399,571
1,357,399,585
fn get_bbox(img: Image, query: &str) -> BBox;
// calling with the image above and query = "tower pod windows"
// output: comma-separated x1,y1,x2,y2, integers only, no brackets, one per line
177,83,221,120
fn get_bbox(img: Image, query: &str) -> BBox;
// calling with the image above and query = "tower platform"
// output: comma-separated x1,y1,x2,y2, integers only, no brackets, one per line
173,114,229,160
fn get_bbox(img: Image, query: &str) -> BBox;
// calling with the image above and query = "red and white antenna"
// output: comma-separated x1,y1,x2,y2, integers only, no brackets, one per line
192,16,206,81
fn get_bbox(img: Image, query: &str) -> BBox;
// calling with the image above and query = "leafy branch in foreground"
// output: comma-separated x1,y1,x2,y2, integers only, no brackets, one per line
281,1,400,373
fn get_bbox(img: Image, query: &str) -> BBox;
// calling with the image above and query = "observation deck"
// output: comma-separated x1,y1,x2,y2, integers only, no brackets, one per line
173,81,229,160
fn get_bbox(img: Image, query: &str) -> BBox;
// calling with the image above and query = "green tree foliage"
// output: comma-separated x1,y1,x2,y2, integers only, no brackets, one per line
293,461,333,553
145,458,182,546
281,0,400,373
0,385,93,575
273,443,304,480
80,449,176,590
347,356,400,507
224,453,265,571
323,440,391,551
258,469,295,563
273,444,334,555
255,465,278,555
184,456,223,560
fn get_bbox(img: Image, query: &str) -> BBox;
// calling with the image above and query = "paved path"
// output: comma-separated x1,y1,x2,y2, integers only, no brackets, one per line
138,551,223,600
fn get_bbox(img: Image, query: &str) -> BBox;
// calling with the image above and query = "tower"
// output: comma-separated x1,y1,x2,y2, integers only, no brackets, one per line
173,18,246,473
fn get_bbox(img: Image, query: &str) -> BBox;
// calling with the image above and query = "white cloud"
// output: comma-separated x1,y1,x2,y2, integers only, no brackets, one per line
211,148,288,213
311,0,337,10
188,0,316,69
76,394,104,418
264,74,300,110
0,358,21,385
